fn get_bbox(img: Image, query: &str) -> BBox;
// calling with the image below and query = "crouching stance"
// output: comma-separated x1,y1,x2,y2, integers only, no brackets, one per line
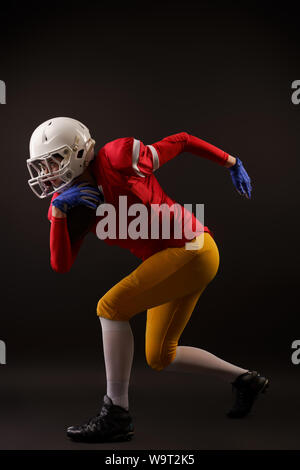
26,117,269,443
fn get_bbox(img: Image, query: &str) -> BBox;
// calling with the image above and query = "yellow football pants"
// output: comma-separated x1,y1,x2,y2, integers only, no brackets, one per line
97,232,220,371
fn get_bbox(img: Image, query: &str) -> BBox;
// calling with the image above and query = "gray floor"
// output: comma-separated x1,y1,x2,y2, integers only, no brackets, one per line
0,361,299,450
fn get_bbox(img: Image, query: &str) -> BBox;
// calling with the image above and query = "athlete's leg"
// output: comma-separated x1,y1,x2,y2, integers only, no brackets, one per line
97,232,246,410
96,233,218,414
145,233,248,381
164,345,248,382
145,291,248,381
145,293,269,420
99,317,134,410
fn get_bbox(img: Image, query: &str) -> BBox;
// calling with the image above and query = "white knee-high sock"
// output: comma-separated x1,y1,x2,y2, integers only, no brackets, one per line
164,346,248,382
99,317,134,410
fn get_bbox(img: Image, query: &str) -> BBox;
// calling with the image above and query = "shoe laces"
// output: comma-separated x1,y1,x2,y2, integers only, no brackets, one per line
87,415,110,433
83,409,106,432
88,413,101,426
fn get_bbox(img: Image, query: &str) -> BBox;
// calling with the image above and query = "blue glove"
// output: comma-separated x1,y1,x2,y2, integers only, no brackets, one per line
52,181,104,213
228,157,252,199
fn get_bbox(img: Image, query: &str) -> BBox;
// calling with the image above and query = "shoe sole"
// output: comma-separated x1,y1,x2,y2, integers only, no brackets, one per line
112,431,134,442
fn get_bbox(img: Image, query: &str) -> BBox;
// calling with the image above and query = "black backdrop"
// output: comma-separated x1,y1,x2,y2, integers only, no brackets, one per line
0,0,299,450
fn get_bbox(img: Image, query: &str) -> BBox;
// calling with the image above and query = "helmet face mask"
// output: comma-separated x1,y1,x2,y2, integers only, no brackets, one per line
27,117,96,199
27,145,75,198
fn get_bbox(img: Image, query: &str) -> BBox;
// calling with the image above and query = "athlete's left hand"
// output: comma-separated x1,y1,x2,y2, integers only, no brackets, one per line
228,157,252,199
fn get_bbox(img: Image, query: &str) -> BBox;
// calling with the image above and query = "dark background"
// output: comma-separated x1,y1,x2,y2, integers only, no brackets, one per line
0,0,299,450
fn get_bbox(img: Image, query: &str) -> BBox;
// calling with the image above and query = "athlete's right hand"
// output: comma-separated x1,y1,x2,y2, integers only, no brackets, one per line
51,182,103,214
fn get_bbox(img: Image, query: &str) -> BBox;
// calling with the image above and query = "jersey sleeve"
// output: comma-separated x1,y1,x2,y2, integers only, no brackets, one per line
150,132,229,168
104,133,229,179
47,193,84,273
49,217,84,273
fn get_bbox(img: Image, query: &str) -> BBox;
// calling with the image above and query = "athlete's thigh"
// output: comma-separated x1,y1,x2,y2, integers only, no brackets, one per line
97,243,198,320
98,256,207,321
145,288,205,368
97,233,219,321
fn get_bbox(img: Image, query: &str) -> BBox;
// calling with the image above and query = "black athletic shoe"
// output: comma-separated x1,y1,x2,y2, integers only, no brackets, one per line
67,395,134,442
227,370,269,419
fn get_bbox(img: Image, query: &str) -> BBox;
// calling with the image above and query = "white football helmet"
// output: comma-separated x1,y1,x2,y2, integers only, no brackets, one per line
27,117,96,198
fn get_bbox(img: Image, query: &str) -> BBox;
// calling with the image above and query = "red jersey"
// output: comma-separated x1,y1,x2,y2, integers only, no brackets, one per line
48,132,229,272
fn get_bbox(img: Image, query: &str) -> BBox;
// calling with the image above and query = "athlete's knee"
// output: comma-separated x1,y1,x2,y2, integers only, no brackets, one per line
146,357,166,371
146,354,175,371
96,297,109,319
97,296,130,321
146,354,163,371
145,343,177,371
97,296,116,320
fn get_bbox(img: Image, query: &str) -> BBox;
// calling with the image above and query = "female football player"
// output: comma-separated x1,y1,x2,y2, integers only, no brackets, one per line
27,117,269,443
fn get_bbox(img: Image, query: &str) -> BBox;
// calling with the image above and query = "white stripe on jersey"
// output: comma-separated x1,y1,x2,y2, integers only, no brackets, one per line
132,139,146,177
132,138,160,177
146,144,160,171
